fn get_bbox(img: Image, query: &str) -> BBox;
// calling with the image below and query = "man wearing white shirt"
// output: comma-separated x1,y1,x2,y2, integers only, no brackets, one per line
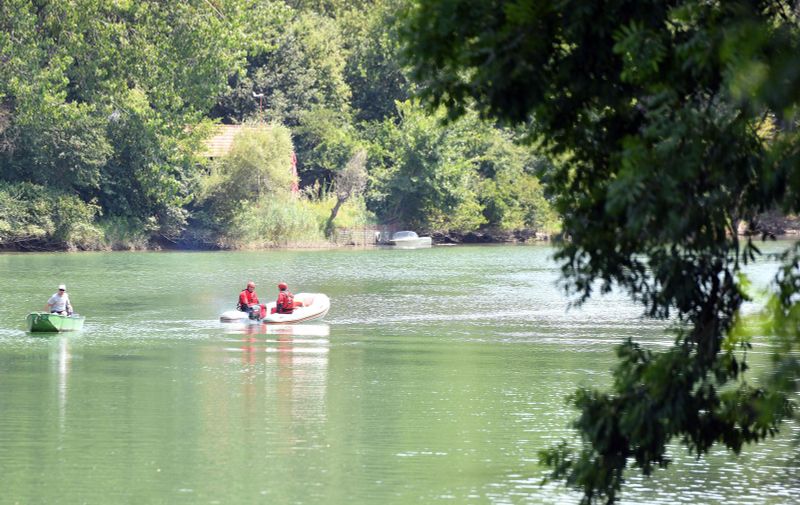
47,284,73,316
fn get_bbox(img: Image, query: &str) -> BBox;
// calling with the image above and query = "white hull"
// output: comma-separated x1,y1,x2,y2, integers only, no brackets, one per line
220,293,330,324
387,237,432,249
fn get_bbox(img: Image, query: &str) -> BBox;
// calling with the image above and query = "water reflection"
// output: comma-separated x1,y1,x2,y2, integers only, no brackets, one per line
52,336,71,435
225,322,330,338
265,327,329,427
226,322,331,428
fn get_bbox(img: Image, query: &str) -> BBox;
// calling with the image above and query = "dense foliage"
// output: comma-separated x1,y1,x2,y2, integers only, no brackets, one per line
0,0,261,247
0,0,557,250
366,100,556,232
0,181,102,250
402,0,800,502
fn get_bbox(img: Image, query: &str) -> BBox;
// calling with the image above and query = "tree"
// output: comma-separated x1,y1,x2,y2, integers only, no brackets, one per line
0,181,102,250
477,134,559,233
295,106,359,187
325,148,367,237
339,0,413,123
194,124,295,233
402,1,800,503
366,99,555,233
212,7,352,188
0,0,259,242
213,9,350,127
366,100,487,232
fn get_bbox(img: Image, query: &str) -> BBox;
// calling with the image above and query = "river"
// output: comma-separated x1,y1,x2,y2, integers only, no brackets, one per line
0,243,797,504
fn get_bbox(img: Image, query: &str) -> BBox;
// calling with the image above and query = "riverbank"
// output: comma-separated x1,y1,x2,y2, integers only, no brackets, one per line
0,225,554,252
4,211,798,252
432,228,551,244
740,211,800,237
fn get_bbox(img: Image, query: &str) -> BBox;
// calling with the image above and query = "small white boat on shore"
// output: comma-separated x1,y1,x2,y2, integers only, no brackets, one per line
387,231,432,249
220,293,330,324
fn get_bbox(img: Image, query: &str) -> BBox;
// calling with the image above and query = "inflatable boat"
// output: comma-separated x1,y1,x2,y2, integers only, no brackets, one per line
220,293,330,324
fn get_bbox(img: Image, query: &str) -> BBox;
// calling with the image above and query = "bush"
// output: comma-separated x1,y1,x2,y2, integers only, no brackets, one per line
192,122,374,248
0,182,102,250
190,186,374,249
0,183,54,246
302,183,373,229
481,167,561,234
97,217,153,250
197,123,295,219
216,194,320,248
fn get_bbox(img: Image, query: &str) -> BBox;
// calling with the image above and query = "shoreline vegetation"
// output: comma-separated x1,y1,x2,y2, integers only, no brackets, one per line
2,212,796,252
0,225,554,252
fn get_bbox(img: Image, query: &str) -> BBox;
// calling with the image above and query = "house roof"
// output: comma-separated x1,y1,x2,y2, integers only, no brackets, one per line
202,124,271,158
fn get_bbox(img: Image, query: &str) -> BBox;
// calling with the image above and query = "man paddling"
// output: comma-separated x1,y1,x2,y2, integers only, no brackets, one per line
238,281,266,320
47,284,73,316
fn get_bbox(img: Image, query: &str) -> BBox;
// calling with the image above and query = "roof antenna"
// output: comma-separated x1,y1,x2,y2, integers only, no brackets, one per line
252,92,264,115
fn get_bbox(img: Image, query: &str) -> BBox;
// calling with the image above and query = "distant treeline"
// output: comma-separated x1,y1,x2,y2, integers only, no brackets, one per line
0,0,559,250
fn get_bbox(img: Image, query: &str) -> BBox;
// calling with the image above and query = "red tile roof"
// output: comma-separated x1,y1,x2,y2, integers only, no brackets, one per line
202,124,271,158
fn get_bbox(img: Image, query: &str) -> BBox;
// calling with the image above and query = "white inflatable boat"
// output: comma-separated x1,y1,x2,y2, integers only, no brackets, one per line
220,293,330,324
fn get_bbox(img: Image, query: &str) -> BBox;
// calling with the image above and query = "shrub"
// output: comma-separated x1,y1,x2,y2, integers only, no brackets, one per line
226,195,323,248
97,217,152,250
0,182,102,250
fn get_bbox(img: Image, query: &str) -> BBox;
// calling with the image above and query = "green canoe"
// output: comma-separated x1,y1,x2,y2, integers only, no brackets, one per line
26,312,85,332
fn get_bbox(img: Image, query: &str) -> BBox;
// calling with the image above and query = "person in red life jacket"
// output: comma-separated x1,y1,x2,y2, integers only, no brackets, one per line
275,282,305,314
238,281,266,319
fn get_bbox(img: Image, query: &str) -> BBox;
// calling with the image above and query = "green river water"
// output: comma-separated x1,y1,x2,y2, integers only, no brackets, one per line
0,244,797,504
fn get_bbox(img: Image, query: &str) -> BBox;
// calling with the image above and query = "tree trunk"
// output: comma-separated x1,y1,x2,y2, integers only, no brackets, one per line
325,197,345,239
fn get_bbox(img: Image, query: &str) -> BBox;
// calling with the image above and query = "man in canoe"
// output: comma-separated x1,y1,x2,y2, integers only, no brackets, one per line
47,284,73,316
276,282,304,314
238,281,266,320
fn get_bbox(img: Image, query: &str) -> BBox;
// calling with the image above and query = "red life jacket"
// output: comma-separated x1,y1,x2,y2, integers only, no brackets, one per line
238,289,259,310
277,290,294,313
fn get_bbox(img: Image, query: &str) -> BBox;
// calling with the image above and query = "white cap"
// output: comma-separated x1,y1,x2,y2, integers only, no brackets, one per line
58,284,66,290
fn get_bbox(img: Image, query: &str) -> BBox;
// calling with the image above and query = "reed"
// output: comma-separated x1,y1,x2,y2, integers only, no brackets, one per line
214,193,373,249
